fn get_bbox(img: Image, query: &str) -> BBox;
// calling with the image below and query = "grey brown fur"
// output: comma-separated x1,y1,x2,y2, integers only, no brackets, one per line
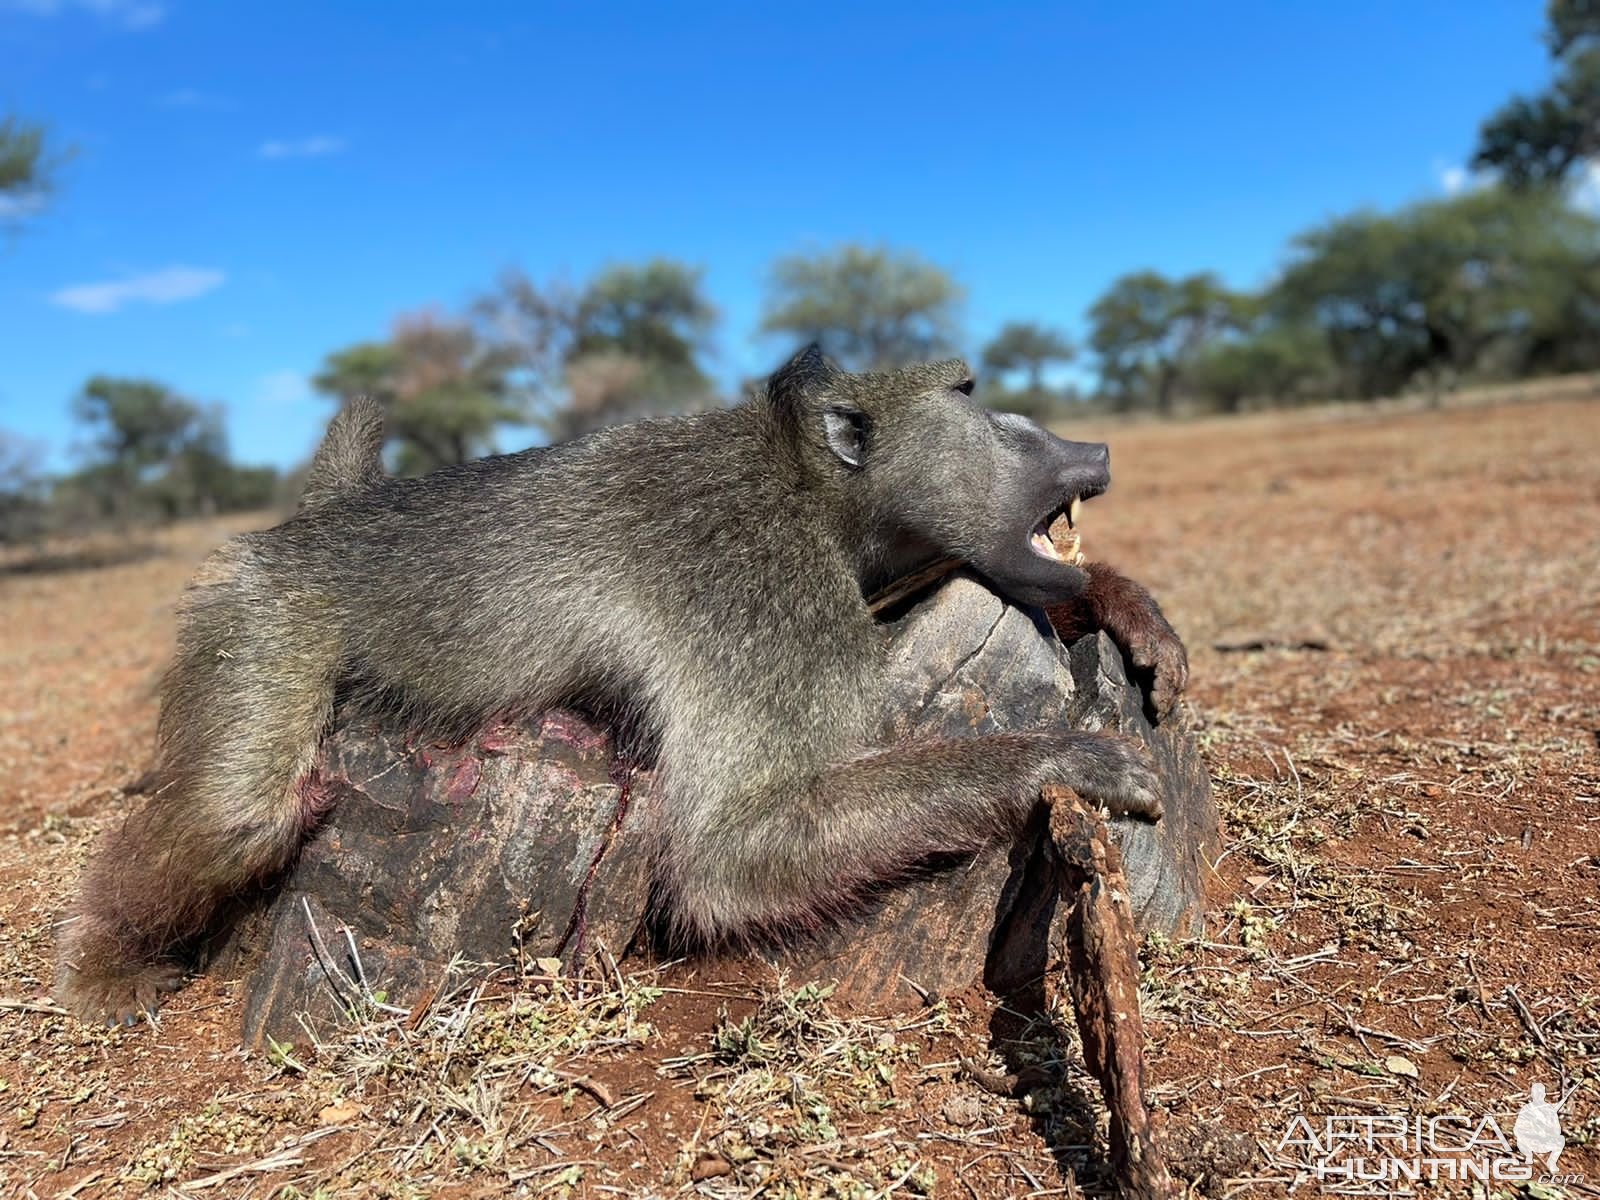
56,347,1168,1024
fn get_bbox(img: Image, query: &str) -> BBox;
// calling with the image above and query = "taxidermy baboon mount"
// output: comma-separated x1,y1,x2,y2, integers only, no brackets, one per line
55,345,1189,1025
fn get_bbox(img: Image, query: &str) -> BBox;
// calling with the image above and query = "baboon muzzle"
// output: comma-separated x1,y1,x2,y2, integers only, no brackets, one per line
971,424,1112,608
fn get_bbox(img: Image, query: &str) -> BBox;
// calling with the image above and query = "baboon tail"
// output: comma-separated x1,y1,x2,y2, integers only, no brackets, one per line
299,396,386,511
55,538,343,1022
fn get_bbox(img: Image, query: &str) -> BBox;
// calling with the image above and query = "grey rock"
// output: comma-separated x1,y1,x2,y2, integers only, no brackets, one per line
236,573,1218,1044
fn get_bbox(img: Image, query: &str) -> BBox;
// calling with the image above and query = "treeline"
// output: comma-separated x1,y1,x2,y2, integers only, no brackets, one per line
0,379,280,541
4,0,1598,538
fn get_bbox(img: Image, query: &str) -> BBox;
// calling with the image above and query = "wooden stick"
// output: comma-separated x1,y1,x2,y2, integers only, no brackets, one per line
1043,783,1178,1200
865,558,963,615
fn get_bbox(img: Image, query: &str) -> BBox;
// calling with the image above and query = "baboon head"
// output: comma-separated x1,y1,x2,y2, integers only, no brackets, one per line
765,345,1111,606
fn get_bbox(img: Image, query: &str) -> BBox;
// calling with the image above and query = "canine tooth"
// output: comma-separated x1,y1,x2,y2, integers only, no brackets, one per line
1068,495,1082,528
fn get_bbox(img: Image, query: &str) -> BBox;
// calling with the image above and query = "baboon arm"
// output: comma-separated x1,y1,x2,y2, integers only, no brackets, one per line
670,730,1159,941
1045,562,1188,721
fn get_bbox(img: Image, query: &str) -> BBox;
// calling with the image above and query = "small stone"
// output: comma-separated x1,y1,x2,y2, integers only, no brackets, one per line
942,1093,987,1128
691,1154,732,1180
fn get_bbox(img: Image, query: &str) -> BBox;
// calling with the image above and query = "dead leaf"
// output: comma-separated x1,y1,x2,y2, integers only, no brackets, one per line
1385,1055,1419,1079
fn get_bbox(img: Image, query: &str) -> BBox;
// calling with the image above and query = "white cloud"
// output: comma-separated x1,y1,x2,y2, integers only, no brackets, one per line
2,0,164,30
0,191,49,221
159,87,231,109
258,135,346,160
50,265,225,314
1438,164,1470,196
255,369,313,407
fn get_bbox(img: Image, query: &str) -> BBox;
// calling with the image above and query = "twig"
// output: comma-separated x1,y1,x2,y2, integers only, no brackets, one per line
0,997,67,1014
866,558,962,615
1503,984,1549,1048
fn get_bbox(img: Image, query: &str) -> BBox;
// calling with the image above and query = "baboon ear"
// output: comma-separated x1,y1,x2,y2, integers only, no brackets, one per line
768,343,835,403
823,404,869,468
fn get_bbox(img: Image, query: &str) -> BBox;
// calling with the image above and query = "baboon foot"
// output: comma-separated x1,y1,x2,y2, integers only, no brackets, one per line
55,957,187,1026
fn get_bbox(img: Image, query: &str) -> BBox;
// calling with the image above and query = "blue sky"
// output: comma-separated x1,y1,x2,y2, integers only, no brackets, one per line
0,0,1554,471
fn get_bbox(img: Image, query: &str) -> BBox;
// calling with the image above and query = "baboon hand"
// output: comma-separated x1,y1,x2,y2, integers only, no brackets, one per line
1096,586,1189,723
1046,733,1163,822
1124,616,1188,723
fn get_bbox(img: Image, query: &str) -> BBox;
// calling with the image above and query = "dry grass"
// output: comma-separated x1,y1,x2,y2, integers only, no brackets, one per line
1,379,1598,1197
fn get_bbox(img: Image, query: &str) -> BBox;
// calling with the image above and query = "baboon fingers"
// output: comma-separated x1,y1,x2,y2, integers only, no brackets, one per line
1137,636,1188,724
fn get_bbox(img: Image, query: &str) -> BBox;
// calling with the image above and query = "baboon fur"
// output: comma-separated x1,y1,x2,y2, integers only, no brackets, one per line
56,347,1184,1024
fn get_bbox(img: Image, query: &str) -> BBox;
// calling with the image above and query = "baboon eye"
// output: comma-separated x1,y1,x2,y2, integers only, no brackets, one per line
823,405,869,469
954,377,975,396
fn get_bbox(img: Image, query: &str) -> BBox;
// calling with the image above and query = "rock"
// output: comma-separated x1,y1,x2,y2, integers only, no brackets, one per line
236,572,1219,1045
941,1093,989,1128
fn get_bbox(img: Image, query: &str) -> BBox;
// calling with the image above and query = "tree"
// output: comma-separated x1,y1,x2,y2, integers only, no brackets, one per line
75,376,204,489
1271,187,1600,399
0,431,47,541
1473,0,1600,188
571,260,715,370
1087,271,1248,413
311,342,402,411
1,114,63,227
1188,325,1333,413
314,314,523,475
475,259,720,440
760,244,963,370
69,377,277,520
981,322,1075,392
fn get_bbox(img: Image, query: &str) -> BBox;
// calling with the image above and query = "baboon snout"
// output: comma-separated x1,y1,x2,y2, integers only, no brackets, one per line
1047,436,1111,500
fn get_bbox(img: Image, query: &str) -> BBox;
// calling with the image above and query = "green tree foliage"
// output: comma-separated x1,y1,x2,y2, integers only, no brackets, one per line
571,260,716,369
1271,187,1600,399
1188,324,1334,413
981,321,1075,391
1087,271,1249,413
67,377,276,520
0,114,57,225
475,259,719,440
760,244,964,370
1474,0,1600,187
314,313,523,474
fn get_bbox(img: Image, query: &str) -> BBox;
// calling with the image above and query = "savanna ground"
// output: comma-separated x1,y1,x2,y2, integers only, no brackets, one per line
1,379,1597,1199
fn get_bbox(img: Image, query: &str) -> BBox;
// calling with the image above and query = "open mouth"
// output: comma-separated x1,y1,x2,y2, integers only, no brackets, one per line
1028,493,1087,565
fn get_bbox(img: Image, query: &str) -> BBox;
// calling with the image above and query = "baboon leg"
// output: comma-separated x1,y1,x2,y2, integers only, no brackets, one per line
670,730,1160,941
55,548,340,1023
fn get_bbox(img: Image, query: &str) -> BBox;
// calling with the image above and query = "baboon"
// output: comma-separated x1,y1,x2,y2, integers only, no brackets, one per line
55,346,1188,1025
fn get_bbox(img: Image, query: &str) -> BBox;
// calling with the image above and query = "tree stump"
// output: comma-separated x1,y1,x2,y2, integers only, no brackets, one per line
236,572,1219,1046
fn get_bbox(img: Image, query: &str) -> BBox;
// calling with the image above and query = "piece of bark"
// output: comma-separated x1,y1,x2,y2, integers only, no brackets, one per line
1045,783,1178,1200
235,571,1219,1044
